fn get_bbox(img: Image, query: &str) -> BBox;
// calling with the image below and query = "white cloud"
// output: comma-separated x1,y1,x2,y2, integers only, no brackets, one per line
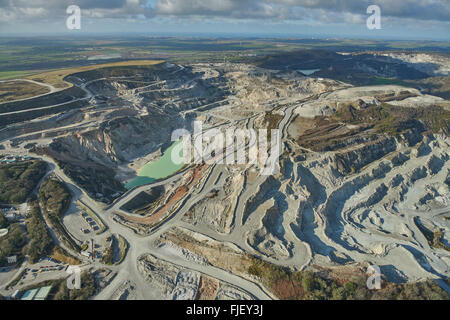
0,0,448,29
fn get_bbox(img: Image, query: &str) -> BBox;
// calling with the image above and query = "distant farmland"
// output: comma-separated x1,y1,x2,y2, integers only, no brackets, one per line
26,60,165,89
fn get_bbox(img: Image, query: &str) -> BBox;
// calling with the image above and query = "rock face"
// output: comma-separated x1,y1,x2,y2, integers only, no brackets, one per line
381,52,450,76
49,64,229,168
50,114,189,166
137,253,253,300
335,137,398,175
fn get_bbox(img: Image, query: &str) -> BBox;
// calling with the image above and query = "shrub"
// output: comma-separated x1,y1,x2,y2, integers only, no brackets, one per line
25,202,54,263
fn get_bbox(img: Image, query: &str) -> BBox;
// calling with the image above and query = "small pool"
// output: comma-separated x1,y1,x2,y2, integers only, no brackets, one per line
298,69,321,76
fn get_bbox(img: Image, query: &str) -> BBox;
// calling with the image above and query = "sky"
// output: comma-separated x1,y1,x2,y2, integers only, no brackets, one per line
0,0,449,40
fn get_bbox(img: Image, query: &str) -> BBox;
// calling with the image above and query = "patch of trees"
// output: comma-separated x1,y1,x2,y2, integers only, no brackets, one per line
25,202,54,263
335,103,450,136
0,212,8,228
53,271,96,300
0,161,47,204
39,179,71,220
38,178,79,251
102,246,114,265
0,223,26,266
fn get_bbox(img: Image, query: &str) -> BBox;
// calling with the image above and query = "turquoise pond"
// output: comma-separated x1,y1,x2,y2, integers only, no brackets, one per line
124,140,184,190
298,69,321,75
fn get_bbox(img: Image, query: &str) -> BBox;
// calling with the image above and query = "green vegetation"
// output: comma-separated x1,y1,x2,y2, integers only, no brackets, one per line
24,200,80,265
369,77,410,87
0,161,47,204
102,238,114,265
0,80,49,104
263,111,283,130
248,258,449,300
431,229,450,251
39,179,71,220
27,60,162,89
0,197,78,268
117,235,129,265
101,234,128,265
0,71,37,80
1,36,448,81
53,271,96,300
39,178,80,252
406,76,450,100
335,103,450,136
256,49,341,70
50,246,80,265
25,201,54,263
0,223,26,266
0,212,8,228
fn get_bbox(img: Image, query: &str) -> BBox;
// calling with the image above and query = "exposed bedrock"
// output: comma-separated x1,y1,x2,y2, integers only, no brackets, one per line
334,136,397,175
49,113,192,166
242,176,281,225
248,196,291,259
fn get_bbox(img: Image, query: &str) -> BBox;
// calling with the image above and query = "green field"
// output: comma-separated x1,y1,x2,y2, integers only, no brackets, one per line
0,71,37,80
0,36,448,78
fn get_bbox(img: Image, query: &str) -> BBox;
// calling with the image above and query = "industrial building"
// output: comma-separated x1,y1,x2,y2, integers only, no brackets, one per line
20,286,52,300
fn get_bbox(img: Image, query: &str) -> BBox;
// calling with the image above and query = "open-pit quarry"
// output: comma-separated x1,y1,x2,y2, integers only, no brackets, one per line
1,53,449,300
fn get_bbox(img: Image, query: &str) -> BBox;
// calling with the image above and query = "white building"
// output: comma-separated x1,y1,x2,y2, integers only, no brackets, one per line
7,256,17,264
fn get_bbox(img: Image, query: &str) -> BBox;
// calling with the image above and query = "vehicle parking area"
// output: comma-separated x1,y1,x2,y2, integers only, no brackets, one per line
16,257,69,288
63,205,100,242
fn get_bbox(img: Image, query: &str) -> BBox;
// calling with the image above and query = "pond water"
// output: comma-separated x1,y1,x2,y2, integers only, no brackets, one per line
298,69,321,76
125,140,184,190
